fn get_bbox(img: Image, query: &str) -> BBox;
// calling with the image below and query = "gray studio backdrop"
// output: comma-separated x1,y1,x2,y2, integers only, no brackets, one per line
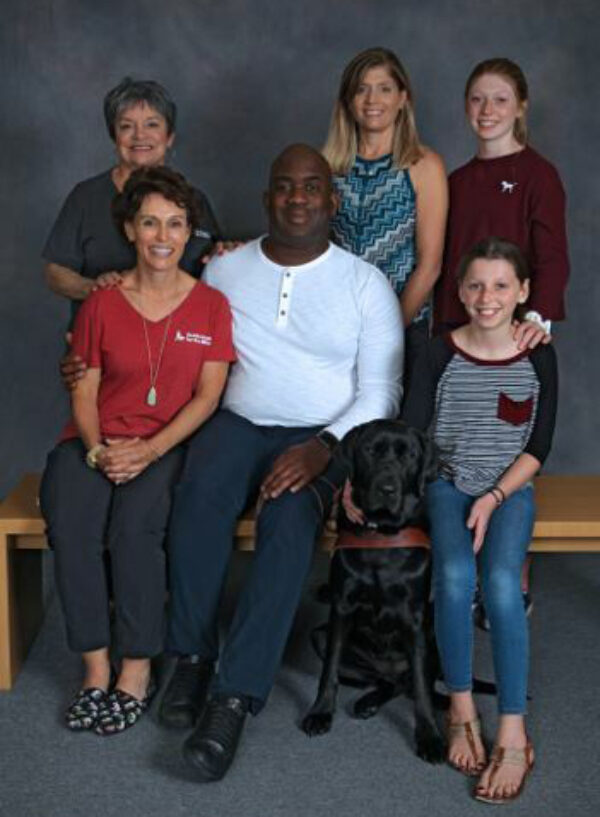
1,0,599,498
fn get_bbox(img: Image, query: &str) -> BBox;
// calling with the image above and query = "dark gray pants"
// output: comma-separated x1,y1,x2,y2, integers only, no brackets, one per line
166,410,345,712
40,438,184,657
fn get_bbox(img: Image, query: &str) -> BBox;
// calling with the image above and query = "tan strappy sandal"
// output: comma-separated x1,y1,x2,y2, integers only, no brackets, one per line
474,741,535,804
446,715,487,776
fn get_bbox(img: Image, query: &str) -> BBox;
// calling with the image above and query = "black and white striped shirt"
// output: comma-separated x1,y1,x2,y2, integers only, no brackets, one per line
402,335,558,496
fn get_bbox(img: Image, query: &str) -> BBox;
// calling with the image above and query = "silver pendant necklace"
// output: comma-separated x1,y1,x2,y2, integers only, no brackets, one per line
141,311,173,407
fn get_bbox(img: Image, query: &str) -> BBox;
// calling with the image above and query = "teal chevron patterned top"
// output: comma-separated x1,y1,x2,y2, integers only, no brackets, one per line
331,154,426,323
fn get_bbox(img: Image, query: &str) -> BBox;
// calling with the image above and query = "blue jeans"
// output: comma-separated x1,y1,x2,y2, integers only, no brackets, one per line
426,478,535,714
166,410,346,713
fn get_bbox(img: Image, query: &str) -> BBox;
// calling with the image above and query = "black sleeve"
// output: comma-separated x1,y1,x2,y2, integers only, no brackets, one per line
42,184,85,271
195,188,221,239
180,187,221,278
401,335,452,431
525,344,558,464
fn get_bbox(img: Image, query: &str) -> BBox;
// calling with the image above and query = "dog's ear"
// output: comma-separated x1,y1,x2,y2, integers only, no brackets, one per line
337,424,365,481
417,432,440,498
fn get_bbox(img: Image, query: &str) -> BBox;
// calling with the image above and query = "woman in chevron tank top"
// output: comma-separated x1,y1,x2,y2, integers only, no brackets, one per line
323,47,448,384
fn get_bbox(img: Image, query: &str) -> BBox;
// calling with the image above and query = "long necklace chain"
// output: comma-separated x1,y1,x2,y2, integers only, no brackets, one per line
141,311,173,407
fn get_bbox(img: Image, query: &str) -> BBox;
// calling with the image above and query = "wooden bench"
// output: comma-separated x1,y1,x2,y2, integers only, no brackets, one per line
1,473,600,691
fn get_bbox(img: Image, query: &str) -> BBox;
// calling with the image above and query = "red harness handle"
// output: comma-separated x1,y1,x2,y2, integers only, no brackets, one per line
334,526,430,551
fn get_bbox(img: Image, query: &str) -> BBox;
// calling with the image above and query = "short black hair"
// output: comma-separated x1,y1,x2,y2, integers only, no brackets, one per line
103,77,177,140
112,166,200,236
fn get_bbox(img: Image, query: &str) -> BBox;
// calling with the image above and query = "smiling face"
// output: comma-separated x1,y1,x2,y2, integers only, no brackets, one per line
459,257,529,332
124,192,191,272
466,73,525,154
114,102,174,171
264,145,337,251
350,65,406,139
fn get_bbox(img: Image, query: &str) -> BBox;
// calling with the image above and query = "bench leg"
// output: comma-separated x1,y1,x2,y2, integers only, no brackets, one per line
0,533,14,690
0,535,44,691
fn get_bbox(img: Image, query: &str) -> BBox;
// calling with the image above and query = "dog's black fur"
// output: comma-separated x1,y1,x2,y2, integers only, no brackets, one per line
301,419,446,763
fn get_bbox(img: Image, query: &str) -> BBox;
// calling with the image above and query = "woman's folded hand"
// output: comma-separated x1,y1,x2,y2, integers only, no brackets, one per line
97,438,159,483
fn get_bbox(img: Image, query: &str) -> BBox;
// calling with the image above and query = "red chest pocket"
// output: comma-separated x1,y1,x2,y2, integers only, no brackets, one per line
497,392,534,426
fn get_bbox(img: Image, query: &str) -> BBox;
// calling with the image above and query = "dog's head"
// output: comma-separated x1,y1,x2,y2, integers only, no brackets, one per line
338,419,439,530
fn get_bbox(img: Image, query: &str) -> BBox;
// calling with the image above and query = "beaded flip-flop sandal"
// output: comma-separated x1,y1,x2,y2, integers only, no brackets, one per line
65,687,108,731
446,715,487,777
474,742,534,804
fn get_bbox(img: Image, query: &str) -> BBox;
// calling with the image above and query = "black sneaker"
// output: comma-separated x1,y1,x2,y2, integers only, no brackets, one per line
472,587,489,631
158,656,214,729
183,695,248,782
474,600,491,632
474,592,533,632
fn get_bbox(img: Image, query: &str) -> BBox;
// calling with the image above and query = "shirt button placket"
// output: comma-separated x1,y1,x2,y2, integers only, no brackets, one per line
277,270,293,326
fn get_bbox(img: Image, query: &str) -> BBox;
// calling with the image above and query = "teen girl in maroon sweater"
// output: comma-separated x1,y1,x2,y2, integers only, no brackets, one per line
434,58,569,345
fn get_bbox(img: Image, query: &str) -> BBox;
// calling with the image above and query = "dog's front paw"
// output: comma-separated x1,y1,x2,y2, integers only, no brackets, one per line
352,690,382,720
301,711,334,736
415,727,446,764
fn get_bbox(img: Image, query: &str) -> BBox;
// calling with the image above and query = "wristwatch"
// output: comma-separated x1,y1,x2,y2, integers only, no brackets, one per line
86,443,106,469
315,430,338,453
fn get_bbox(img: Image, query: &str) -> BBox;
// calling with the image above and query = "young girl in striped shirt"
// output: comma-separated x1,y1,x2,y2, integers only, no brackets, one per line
403,236,557,803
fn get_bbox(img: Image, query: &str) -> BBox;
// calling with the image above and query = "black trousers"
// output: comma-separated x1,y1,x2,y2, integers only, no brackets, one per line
166,410,346,712
40,438,184,657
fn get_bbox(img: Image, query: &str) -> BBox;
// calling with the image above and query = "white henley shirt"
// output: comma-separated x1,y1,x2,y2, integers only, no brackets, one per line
204,238,403,439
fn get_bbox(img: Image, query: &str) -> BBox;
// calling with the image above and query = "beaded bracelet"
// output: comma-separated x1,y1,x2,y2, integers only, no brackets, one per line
489,486,506,506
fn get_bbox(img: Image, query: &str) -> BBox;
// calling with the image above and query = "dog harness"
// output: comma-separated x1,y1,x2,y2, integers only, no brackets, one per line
334,526,430,550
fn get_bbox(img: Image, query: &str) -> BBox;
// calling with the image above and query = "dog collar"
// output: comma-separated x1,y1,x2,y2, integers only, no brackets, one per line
334,526,430,550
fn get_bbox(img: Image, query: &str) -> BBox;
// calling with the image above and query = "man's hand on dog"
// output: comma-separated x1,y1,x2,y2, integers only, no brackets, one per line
341,479,365,524
260,439,330,499
466,492,498,552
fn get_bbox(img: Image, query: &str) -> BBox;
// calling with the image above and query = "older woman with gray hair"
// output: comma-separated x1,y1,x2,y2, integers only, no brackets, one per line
43,77,219,320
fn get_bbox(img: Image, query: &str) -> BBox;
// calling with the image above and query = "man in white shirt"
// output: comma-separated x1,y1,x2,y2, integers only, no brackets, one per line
159,144,403,781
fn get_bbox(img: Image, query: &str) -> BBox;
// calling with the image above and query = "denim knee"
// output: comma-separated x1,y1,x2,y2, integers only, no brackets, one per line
482,565,520,603
433,556,477,605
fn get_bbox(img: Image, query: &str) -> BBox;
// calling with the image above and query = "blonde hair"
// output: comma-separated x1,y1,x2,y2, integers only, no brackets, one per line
465,58,529,145
323,47,423,174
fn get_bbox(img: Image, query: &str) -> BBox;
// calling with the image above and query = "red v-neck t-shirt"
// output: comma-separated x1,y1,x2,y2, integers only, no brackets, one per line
61,282,236,441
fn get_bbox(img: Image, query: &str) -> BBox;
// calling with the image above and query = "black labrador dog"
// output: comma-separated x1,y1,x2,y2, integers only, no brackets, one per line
301,419,446,763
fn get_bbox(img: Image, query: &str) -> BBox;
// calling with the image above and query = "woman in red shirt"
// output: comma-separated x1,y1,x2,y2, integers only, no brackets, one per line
40,167,235,735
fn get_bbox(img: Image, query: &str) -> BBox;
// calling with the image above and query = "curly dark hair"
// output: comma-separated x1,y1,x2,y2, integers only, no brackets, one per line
112,166,201,236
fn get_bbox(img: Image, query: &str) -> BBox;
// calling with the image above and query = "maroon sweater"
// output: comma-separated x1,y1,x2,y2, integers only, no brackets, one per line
434,146,569,331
